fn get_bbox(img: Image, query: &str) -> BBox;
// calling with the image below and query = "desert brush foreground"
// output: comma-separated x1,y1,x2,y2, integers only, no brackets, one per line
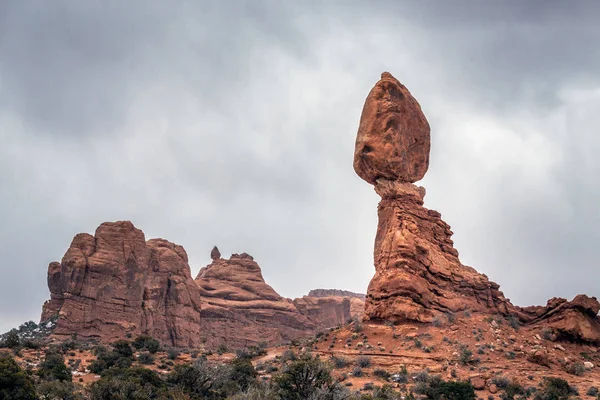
1,73,599,399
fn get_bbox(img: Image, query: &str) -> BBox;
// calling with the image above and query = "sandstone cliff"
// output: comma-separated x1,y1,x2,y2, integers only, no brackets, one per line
41,221,203,348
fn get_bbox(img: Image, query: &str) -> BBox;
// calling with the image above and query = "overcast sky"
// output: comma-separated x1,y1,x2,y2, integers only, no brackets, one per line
1,1,599,333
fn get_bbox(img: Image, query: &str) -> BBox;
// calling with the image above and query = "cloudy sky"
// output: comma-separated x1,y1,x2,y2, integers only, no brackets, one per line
1,1,599,333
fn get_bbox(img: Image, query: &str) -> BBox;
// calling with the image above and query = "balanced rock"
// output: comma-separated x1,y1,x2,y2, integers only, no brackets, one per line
40,221,203,347
353,72,430,184
356,73,512,323
210,246,221,260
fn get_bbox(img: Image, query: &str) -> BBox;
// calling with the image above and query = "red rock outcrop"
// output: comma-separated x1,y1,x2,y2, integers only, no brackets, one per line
353,72,430,184
307,289,366,300
354,72,600,344
293,296,355,328
41,221,203,348
518,295,600,343
304,289,365,321
363,180,514,323
195,252,362,348
195,253,317,349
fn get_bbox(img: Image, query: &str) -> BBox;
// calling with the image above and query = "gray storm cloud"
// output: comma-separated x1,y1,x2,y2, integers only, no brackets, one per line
1,0,599,332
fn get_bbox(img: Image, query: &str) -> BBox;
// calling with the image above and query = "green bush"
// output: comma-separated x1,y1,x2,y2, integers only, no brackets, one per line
111,340,133,358
534,377,575,400
137,351,155,365
89,367,166,400
357,355,372,368
36,381,82,400
331,356,349,369
88,346,132,374
38,351,72,382
132,335,160,354
2,329,20,349
273,355,336,400
230,358,258,392
414,374,476,400
0,354,38,400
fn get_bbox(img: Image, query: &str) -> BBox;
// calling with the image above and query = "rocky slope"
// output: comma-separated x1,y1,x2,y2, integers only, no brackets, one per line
41,221,203,348
354,72,600,344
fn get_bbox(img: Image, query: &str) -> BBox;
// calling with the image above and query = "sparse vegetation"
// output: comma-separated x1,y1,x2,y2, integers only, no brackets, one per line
357,355,371,368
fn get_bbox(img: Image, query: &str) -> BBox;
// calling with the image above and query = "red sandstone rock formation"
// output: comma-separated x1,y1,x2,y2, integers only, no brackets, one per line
364,180,514,322
195,253,316,349
304,289,365,321
41,221,203,348
355,72,600,344
519,295,600,343
195,252,361,348
307,289,366,300
354,72,430,184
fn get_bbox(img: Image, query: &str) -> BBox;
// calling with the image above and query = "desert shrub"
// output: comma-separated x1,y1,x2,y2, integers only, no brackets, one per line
36,381,82,400
508,315,520,331
565,362,585,376
132,335,160,353
217,344,229,355
499,381,526,400
446,313,456,324
414,374,476,400
505,351,516,360
230,358,258,392
534,377,575,400
21,339,41,350
1,329,20,349
357,355,372,368
111,340,133,358
89,367,167,400
352,366,363,377
38,351,72,382
236,344,267,359
587,386,598,396
273,355,338,400
280,350,297,363
137,351,155,365
331,356,349,369
459,346,473,365
432,317,444,327
541,328,555,341
414,369,430,382
167,348,181,360
227,385,279,400
373,384,401,399
491,375,510,389
89,346,132,373
373,368,391,380
0,354,38,400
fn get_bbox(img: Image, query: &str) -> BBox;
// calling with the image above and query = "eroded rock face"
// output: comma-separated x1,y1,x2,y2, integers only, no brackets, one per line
307,289,366,300
41,221,202,348
304,289,365,321
353,72,430,184
364,179,513,322
519,295,600,343
195,253,316,349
